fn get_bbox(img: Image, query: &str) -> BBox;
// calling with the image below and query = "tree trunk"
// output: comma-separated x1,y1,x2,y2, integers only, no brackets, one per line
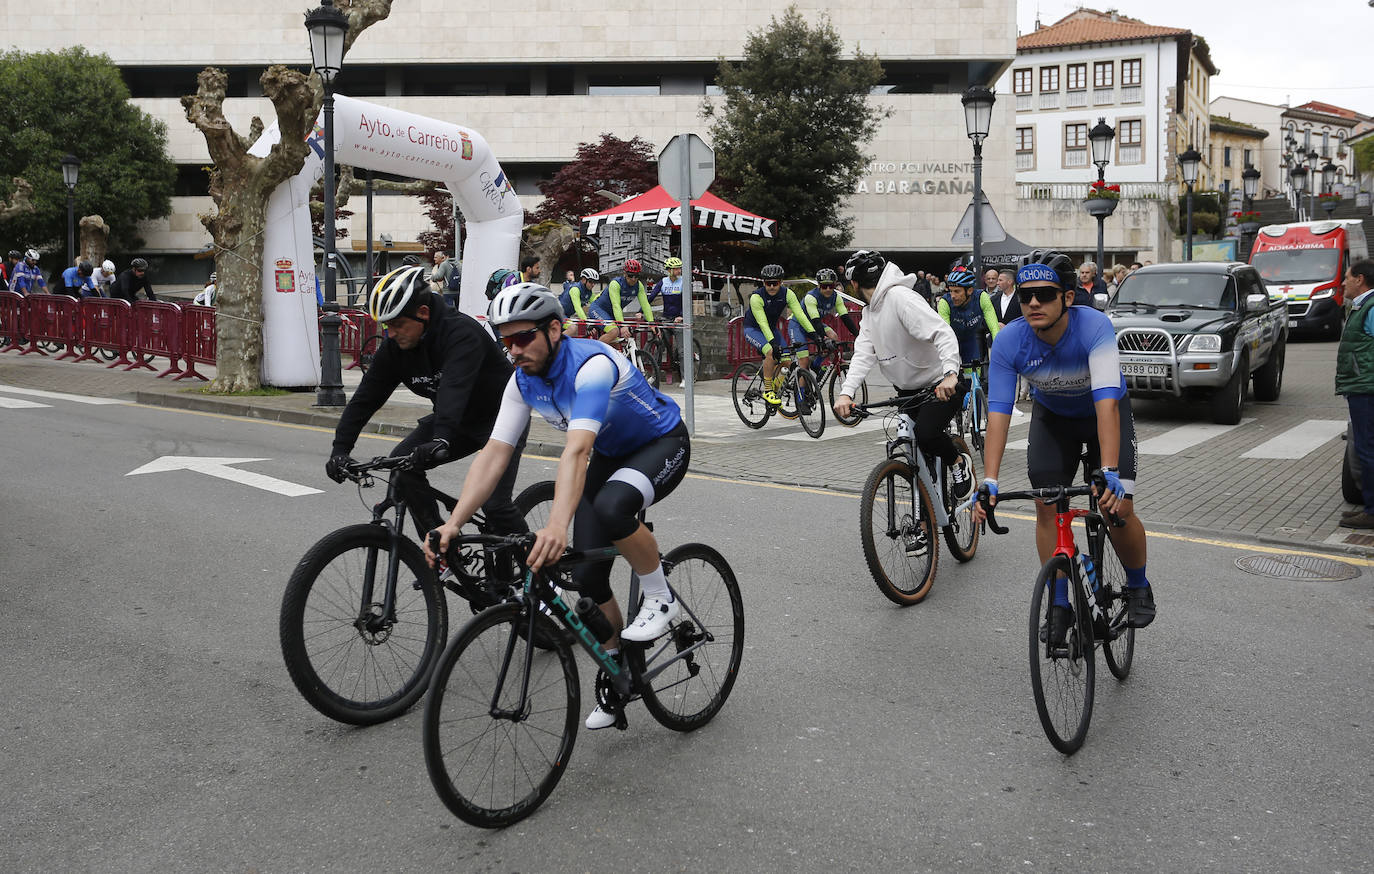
524,221,579,286
78,215,110,265
0,177,34,222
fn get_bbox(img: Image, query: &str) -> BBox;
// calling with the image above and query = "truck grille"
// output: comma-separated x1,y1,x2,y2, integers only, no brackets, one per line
1288,301,1310,318
1117,330,1173,354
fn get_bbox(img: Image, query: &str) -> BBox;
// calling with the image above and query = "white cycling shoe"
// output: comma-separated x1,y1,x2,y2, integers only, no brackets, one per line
620,596,680,642
585,704,617,730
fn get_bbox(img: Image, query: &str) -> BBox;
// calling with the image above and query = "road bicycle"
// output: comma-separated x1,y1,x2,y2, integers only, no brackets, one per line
810,339,866,428
279,454,555,726
644,324,703,385
959,358,989,455
730,341,824,437
853,388,979,605
979,460,1136,755
583,318,661,388
422,528,744,828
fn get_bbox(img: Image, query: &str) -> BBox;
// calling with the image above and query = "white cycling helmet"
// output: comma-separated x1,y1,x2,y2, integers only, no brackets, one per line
24,248,39,262
489,282,563,328
580,267,600,282
369,264,428,322
102,259,115,273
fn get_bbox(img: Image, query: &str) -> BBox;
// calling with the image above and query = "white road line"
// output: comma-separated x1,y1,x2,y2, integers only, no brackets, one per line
126,456,322,497
1240,419,1347,459
0,384,131,405
1137,419,1254,455
0,396,50,409
774,419,887,442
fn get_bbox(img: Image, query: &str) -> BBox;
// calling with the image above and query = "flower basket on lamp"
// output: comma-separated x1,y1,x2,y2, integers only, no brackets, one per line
1084,180,1120,218
1233,210,1262,235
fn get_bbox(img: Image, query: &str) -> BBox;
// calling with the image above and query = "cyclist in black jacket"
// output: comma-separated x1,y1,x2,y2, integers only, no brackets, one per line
326,265,529,537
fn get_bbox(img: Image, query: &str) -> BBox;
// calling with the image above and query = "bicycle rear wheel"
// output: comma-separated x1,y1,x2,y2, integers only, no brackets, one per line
630,543,744,732
633,348,661,389
279,523,446,725
1029,556,1095,754
423,603,578,828
1094,522,1136,680
940,444,980,562
795,368,826,438
859,457,939,605
731,362,772,429
830,364,867,427
971,386,988,454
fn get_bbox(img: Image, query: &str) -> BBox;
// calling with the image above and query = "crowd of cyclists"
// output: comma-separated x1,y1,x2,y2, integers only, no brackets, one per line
0,249,158,302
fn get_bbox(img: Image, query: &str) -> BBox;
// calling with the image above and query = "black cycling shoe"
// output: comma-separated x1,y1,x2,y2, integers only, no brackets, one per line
1126,584,1156,628
1040,605,1075,655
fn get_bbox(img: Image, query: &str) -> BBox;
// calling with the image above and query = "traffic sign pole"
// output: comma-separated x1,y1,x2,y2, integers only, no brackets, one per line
678,135,695,434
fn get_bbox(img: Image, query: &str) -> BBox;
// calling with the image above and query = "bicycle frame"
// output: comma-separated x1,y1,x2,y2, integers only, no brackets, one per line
887,411,952,529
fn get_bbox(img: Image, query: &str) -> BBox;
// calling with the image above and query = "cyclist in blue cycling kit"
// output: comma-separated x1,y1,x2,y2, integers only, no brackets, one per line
936,264,999,368
588,258,655,345
427,282,690,731
744,263,822,406
793,268,860,365
648,256,685,322
9,250,47,295
62,261,100,297
972,249,1154,643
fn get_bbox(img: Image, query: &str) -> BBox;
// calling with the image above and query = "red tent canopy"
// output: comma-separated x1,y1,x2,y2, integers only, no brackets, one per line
581,185,776,239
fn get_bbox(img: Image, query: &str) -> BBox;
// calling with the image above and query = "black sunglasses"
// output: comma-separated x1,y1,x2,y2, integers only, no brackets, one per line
499,327,540,349
1016,286,1062,305
763,280,782,287
819,283,835,289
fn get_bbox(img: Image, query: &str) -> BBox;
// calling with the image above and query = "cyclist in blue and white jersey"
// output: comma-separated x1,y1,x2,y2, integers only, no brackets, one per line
10,249,47,295
62,261,99,297
648,256,685,322
427,283,690,731
588,258,654,345
936,264,999,369
972,249,1154,645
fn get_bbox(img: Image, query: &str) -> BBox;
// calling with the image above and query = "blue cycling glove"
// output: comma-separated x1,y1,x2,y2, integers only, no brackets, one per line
1100,467,1125,499
962,478,997,514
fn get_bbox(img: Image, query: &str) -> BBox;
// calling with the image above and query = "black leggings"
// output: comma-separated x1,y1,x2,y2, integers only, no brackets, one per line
393,415,530,537
572,422,691,604
898,383,964,467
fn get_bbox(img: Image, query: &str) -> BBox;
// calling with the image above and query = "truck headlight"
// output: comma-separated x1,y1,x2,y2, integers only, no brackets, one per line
1184,334,1222,353
1312,287,1335,300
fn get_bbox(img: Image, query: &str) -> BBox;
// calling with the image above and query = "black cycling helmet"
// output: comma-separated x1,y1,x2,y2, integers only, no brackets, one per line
401,254,424,267
78,261,93,276
816,267,838,285
760,264,784,280
1018,248,1076,292
7,250,20,260
844,250,887,288
130,257,149,271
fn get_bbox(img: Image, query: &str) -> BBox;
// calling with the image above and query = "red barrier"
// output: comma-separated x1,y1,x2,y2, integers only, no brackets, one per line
19,294,82,359
175,304,215,381
727,317,761,366
127,301,183,378
0,290,25,353
73,298,135,367
337,307,377,370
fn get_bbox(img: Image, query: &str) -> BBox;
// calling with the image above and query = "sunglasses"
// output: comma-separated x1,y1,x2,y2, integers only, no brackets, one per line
1016,286,1062,305
763,280,782,287
819,283,835,289
499,328,541,350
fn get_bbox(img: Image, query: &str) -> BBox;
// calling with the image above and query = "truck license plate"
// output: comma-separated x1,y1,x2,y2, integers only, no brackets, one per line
1121,363,1167,377
1288,318,1299,328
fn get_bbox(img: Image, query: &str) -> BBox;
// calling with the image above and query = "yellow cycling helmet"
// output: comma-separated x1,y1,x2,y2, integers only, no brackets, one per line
665,257,683,269
369,264,428,322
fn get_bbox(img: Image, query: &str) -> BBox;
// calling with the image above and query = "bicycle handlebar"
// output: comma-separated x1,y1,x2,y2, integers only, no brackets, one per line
977,471,1125,535
341,447,451,482
851,387,939,419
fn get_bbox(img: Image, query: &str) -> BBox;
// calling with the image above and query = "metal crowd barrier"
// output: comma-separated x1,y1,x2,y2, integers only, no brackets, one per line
73,298,135,366
176,304,216,381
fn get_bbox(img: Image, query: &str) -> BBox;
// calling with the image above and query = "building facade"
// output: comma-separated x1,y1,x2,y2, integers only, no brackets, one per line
1208,115,1268,199
8,1,1019,283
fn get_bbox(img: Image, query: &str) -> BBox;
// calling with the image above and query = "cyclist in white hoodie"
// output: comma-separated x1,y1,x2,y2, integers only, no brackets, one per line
834,249,973,497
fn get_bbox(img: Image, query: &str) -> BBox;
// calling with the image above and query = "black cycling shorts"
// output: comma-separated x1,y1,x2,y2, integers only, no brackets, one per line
1026,395,1138,496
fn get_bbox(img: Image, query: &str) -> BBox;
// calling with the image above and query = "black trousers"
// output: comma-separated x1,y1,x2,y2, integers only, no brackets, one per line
392,414,530,537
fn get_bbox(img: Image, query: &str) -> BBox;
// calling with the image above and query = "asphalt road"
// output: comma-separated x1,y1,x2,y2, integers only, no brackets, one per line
1,397,1371,873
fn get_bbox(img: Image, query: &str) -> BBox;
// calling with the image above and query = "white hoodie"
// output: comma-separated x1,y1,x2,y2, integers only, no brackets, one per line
840,261,961,397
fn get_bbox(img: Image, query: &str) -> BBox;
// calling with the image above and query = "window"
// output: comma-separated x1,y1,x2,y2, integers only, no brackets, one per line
1094,61,1114,88
1064,122,1088,168
1016,126,1035,170
1224,146,1232,168
1121,59,1142,86
1117,118,1143,164
1013,68,1032,94
1040,66,1060,92
1067,64,1086,91
1322,130,1330,154
1243,148,1252,167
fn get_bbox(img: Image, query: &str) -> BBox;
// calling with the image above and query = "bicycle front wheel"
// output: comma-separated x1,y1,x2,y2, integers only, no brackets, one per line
1095,523,1136,680
423,603,579,828
279,524,446,725
859,457,939,605
1028,556,1095,754
830,364,868,427
630,543,744,732
940,444,980,562
795,368,826,438
633,348,661,389
970,386,988,454
731,362,772,429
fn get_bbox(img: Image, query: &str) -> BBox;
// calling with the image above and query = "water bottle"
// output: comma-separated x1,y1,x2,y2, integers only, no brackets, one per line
575,596,614,643
1081,554,1099,593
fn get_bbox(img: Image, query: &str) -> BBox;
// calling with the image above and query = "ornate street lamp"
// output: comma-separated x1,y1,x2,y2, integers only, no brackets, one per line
1306,148,1320,220
1086,118,1116,285
61,154,81,267
1179,144,1201,261
961,85,995,281
1239,164,1262,258
1321,158,1340,216
306,0,349,406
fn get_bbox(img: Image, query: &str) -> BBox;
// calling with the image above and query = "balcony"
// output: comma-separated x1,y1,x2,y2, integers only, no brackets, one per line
1039,92,1060,109
1016,93,1033,111
1121,85,1142,103
1017,181,1175,200
1066,90,1088,108
1093,87,1114,105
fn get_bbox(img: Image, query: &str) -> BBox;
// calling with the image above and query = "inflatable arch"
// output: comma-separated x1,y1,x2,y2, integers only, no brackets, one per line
247,94,523,386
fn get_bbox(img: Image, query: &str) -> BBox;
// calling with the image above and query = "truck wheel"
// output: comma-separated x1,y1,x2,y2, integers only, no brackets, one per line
1252,342,1285,402
1342,441,1363,506
1210,353,1247,425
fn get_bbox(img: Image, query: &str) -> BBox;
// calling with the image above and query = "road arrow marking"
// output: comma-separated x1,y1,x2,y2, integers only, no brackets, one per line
126,456,323,497
0,396,50,409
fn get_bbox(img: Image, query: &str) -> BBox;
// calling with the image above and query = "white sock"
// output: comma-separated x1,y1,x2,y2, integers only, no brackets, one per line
637,565,671,602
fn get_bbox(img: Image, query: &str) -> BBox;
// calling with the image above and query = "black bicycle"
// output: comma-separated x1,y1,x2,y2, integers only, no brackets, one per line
980,462,1136,754
422,530,744,828
279,454,555,726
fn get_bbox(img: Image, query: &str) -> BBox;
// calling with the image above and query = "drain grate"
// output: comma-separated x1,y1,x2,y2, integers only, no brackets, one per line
1234,554,1361,582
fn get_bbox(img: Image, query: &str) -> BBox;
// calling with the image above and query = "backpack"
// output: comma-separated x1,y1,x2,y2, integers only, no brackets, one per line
445,265,462,293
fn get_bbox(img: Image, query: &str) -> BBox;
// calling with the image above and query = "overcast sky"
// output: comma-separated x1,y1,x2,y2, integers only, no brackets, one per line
1017,1,1374,115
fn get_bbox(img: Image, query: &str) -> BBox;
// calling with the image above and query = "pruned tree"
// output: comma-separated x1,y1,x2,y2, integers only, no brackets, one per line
181,0,393,392
703,4,888,268
531,134,658,226
78,215,110,265
0,177,34,223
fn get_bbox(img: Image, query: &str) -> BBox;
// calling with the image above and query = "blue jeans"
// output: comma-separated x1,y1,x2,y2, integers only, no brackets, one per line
1347,394,1374,512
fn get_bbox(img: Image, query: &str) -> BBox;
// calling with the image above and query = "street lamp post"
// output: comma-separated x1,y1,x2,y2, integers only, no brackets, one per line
60,154,80,267
1321,158,1339,216
961,85,995,280
1290,162,1309,224
1179,144,1201,261
306,0,349,407
1087,118,1116,280
1305,148,1320,220
1240,163,1261,258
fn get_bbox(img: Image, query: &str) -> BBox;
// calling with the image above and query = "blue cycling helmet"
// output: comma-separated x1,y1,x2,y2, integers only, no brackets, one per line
945,266,977,288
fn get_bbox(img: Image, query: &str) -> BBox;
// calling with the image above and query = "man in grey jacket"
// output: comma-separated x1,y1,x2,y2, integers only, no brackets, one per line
834,249,972,498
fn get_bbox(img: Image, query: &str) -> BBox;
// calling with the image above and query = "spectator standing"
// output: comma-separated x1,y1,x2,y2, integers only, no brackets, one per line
111,258,157,302
519,255,541,284
991,267,1021,326
1107,264,1128,294
9,249,47,295
1336,259,1374,528
194,273,218,306
92,259,117,295
982,267,1000,298
1075,260,1107,306
62,261,99,297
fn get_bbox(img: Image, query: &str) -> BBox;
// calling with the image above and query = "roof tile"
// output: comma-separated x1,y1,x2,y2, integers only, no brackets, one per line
1018,7,1188,50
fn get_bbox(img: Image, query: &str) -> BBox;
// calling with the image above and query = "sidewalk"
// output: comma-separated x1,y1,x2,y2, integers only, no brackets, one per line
1,345,1368,559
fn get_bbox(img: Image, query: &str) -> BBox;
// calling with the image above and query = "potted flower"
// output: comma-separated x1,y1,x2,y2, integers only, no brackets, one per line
1318,190,1341,215
1232,209,1262,235
1083,179,1121,217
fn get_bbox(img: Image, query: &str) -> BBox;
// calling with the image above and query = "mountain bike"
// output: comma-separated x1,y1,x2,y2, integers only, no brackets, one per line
422,529,744,828
812,339,866,428
279,454,555,726
979,461,1136,755
729,342,823,436
853,388,979,605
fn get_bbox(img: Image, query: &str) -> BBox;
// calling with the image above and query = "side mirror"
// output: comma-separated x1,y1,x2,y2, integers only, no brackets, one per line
1245,293,1268,311
1093,292,1109,310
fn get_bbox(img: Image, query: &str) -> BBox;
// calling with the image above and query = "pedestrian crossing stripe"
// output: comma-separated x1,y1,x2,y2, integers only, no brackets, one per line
0,384,131,405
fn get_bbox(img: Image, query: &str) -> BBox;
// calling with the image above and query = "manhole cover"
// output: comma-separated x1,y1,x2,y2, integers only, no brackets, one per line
1234,554,1361,582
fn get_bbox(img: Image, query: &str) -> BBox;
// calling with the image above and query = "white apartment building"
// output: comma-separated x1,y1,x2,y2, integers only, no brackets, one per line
1211,96,1368,198
8,0,1018,283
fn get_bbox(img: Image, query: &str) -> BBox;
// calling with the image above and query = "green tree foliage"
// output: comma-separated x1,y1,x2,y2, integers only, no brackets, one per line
1352,138,1374,178
531,134,658,225
0,47,175,255
703,5,888,268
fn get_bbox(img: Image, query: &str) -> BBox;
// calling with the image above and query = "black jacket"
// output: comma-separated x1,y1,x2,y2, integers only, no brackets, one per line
992,289,1022,324
112,269,157,302
332,292,513,453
